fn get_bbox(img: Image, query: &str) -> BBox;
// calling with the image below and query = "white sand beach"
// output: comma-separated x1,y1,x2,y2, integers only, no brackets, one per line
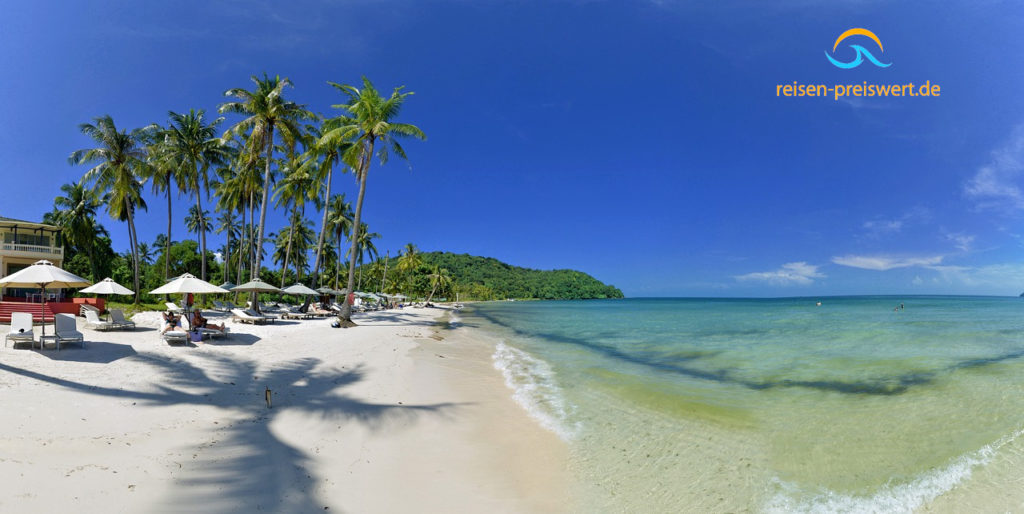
0,307,571,513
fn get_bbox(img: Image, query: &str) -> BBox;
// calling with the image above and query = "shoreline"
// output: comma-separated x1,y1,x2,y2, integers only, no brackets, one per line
0,306,573,512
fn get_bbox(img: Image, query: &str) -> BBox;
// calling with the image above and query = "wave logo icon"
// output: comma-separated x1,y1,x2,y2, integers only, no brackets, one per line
826,28,891,69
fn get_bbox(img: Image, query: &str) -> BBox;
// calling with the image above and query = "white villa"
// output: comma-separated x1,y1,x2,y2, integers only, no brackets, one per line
0,216,63,298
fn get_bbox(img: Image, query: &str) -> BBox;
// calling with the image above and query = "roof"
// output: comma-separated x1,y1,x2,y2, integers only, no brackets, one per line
0,216,60,230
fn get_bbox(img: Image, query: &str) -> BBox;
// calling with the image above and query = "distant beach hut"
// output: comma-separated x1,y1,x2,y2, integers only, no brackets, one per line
0,259,91,341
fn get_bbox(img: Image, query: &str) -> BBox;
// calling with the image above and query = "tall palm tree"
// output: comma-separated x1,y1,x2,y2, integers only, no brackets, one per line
320,77,425,324
137,242,154,266
397,243,422,293
301,119,352,287
214,208,240,284
325,194,354,289
185,205,210,251
273,144,319,288
49,182,108,281
425,265,452,304
219,74,312,299
353,222,380,290
139,123,182,282
164,109,228,281
69,115,150,303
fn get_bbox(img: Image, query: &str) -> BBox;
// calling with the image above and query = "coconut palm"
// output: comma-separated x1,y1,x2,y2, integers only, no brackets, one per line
137,242,154,266
425,265,452,304
320,77,425,324
301,119,353,287
353,222,380,290
214,208,240,284
139,123,182,281
219,74,312,301
325,194,354,289
185,205,210,249
48,182,108,281
69,115,151,303
273,143,320,288
164,109,228,281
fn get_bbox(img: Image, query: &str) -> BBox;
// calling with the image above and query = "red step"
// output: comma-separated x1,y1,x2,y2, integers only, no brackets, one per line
0,302,56,324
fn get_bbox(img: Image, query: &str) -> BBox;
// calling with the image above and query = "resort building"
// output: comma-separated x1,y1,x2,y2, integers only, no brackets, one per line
0,216,64,300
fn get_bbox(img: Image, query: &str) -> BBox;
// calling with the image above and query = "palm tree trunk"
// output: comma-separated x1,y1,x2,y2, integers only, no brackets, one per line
225,212,233,284
195,170,207,281
335,230,342,291
127,204,141,304
381,251,389,294
253,131,273,312
339,142,373,324
165,191,172,281
312,168,332,287
281,211,295,288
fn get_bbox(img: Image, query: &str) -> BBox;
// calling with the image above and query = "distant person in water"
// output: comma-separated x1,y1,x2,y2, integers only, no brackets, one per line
900,303,905,310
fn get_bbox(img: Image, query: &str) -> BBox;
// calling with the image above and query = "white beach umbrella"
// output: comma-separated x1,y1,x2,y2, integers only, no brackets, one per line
149,273,229,295
0,259,91,340
232,279,283,293
80,277,134,296
282,283,319,296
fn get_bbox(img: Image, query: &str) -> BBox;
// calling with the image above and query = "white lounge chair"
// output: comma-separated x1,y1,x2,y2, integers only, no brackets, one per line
248,308,277,322
5,312,35,348
79,303,101,316
83,310,114,331
109,309,136,330
55,313,85,350
165,302,183,314
212,300,229,312
183,316,230,338
162,328,189,344
231,308,266,325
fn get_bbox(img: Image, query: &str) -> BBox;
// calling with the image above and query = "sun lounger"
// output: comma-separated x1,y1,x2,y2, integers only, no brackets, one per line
109,309,136,330
248,308,278,322
281,307,313,320
231,308,267,324
55,313,86,350
161,329,189,344
165,302,183,314
80,303,101,316
5,312,35,348
83,310,115,331
182,316,230,338
212,300,229,312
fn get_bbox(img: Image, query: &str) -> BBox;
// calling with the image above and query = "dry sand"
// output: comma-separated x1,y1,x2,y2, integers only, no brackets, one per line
0,306,571,513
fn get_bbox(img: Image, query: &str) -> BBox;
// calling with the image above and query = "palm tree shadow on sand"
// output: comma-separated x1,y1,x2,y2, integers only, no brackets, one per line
0,352,464,513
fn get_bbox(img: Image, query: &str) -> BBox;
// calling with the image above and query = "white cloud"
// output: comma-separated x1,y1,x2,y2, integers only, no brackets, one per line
735,262,824,285
831,254,944,271
964,125,1024,211
861,207,931,238
944,232,976,252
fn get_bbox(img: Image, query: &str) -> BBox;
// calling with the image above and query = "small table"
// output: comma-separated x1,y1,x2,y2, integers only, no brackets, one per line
38,335,57,350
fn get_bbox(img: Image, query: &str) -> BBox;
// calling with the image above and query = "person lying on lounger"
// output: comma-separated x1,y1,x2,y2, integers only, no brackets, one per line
161,311,182,334
191,310,225,331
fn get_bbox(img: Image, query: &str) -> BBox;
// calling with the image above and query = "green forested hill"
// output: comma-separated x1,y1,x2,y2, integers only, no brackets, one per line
419,252,624,300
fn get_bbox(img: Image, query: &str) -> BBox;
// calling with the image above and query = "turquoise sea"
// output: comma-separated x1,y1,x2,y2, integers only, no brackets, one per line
458,297,1024,512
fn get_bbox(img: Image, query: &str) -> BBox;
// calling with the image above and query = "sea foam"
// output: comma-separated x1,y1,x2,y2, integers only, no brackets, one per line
492,341,580,440
764,426,1024,513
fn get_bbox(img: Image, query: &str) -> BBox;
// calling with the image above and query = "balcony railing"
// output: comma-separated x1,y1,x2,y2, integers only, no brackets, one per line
0,243,64,257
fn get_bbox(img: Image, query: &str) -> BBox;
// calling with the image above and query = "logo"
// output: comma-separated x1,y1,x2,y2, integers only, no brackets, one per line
826,28,891,69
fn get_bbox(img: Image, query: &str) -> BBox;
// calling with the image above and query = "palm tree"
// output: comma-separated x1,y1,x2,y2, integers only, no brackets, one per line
164,109,228,281
325,194,354,289
273,145,319,288
320,77,425,325
425,265,452,304
214,208,240,284
219,74,312,301
353,222,380,290
397,243,422,293
139,123,182,282
185,205,210,251
137,242,154,266
69,115,150,303
49,182,108,280
301,120,353,287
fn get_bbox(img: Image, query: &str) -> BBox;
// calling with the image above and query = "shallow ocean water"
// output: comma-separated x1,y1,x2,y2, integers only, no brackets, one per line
463,297,1024,512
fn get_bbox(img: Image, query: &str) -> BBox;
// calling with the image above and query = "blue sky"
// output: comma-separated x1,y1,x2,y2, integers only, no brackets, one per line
3,1,1024,297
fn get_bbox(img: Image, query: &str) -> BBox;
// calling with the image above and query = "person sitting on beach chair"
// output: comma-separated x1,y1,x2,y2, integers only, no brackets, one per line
161,311,182,334
191,309,225,331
